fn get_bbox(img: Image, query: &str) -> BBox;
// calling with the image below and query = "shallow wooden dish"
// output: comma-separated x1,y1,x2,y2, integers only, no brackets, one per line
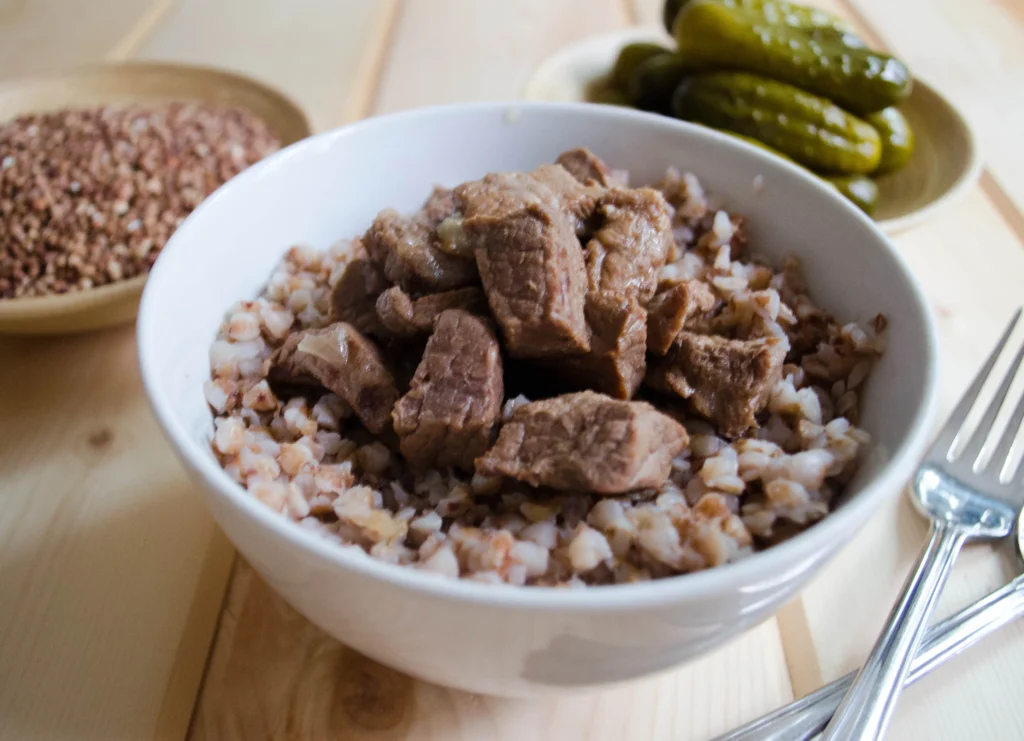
0,62,312,336
524,27,981,235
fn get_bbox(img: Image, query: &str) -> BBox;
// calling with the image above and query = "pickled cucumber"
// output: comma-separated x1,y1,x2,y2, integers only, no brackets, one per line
672,71,882,173
675,0,911,115
712,127,881,214
663,0,689,33
611,42,673,90
663,0,861,41
824,175,879,214
629,54,691,113
866,107,915,174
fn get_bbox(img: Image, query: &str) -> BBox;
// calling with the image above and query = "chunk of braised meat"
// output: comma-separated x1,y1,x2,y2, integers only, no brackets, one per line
269,322,399,434
364,186,477,293
584,187,673,303
375,285,487,338
646,279,718,354
392,310,503,471
649,332,785,437
556,147,624,188
457,165,600,238
476,390,689,494
457,169,594,358
555,292,647,400
328,242,390,335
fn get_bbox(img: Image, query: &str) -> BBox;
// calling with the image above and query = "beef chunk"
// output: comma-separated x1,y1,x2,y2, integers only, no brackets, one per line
584,187,673,303
457,165,600,238
392,310,503,470
364,186,477,293
646,279,718,355
328,243,391,335
651,332,786,437
556,147,617,187
375,285,487,338
269,323,399,434
476,391,688,494
457,168,594,358
556,292,647,399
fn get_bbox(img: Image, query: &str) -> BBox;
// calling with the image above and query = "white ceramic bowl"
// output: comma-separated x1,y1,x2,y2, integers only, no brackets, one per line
138,102,939,697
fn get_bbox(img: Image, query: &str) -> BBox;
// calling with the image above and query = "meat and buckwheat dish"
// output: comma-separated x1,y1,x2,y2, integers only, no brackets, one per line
206,148,885,587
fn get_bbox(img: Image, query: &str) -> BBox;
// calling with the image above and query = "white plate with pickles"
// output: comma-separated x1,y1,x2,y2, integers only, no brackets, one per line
524,2,980,234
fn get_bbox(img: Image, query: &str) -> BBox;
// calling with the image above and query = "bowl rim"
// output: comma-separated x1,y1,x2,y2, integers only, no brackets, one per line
0,60,313,325
138,100,940,611
521,25,982,236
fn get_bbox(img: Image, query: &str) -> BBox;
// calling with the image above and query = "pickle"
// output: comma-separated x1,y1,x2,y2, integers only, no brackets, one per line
712,126,880,214
675,0,911,115
611,42,673,90
629,54,691,113
664,0,861,41
866,107,915,174
672,71,881,173
663,0,689,33
590,84,633,107
712,128,796,161
824,174,879,214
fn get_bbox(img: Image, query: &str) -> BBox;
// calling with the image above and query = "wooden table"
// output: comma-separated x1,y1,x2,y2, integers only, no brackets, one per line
2,1,1023,738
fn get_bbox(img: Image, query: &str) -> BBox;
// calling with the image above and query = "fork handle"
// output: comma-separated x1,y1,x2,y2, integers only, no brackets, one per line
711,572,1024,741
819,522,968,741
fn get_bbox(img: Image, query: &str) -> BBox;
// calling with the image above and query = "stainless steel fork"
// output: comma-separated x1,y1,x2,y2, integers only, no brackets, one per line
821,309,1024,741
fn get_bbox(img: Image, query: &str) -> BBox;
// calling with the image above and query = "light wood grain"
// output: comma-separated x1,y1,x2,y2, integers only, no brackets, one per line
373,0,631,113
189,562,793,741
0,328,235,741
0,0,168,77
0,2,389,739
134,0,396,132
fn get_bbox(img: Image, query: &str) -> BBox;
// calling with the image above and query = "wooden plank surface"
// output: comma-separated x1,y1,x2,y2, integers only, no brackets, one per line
0,329,234,741
190,564,793,741
373,0,630,113
133,0,397,131
0,0,174,74
0,3,393,740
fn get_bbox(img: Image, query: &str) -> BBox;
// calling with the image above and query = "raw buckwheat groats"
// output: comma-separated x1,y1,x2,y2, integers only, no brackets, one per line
0,103,279,299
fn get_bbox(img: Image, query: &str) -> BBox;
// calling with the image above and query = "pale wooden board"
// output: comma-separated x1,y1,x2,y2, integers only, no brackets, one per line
133,0,397,132
0,2,398,740
373,0,632,113
0,4,238,739
190,562,793,741
0,0,173,75
790,189,1024,741
0,329,234,741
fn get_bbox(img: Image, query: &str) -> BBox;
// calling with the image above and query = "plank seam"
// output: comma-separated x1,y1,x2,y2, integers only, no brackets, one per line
343,0,405,123
105,0,179,62
621,0,639,26
182,552,240,741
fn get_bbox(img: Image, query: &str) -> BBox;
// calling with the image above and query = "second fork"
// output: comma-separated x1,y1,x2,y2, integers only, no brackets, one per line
820,309,1024,741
